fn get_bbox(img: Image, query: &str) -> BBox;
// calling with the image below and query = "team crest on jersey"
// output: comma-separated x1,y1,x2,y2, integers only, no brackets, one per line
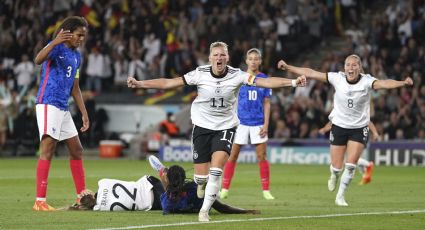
215,87,222,94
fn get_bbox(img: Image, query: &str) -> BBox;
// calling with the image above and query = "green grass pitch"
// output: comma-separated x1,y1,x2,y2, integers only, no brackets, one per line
0,158,424,230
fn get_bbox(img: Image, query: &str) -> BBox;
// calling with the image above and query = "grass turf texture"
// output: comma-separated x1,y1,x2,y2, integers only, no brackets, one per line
0,158,424,230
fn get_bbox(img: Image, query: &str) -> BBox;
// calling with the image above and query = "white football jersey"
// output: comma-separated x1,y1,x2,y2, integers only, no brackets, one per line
183,65,254,130
327,72,377,129
93,176,154,211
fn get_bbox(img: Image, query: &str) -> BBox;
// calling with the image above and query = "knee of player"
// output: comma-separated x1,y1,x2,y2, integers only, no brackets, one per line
70,146,84,158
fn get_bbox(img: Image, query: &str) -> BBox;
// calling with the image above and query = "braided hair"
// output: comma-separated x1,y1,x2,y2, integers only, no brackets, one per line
166,165,190,202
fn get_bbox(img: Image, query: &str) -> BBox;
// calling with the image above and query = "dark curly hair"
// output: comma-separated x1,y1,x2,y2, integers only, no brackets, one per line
53,16,88,38
166,165,191,202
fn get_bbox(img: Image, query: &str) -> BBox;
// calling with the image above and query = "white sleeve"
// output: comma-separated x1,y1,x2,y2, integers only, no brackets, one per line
183,69,199,85
326,72,341,86
363,74,378,89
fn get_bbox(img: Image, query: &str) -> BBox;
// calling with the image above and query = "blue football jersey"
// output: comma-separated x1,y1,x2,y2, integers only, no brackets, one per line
237,73,271,126
36,43,81,111
160,182,203,214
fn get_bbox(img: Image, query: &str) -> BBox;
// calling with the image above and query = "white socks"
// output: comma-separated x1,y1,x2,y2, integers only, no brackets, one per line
330,165,342,177
357,158,369,174
336,163,356,198
200,168,222,212
194,174,208,186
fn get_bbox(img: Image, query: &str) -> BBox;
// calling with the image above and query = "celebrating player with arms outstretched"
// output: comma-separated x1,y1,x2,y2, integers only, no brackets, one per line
128,41,306,221
33,16,89,211
279,54,413,206
221,48,274,200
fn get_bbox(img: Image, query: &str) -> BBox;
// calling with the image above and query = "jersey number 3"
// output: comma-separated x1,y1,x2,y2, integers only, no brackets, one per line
110,183,137,211
66,66,72,78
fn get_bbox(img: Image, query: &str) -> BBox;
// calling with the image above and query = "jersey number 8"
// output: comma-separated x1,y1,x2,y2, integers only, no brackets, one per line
348,99,354,108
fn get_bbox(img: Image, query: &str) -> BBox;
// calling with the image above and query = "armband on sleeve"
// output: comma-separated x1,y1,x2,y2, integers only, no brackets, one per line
75,69,80,79
247,75,257,86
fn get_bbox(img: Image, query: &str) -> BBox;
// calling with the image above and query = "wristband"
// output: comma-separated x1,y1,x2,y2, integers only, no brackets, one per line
291,79,297,87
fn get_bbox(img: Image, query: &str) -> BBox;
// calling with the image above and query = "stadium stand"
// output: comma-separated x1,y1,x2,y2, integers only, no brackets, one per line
0,0,424,156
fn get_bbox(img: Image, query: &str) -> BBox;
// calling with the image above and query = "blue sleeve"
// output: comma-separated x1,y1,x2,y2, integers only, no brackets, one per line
265,88,272,98
48,44,60,60
160,193,170,214
77,52,82,68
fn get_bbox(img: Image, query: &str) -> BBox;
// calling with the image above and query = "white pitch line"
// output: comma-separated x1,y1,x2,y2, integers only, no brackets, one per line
89,209,425,230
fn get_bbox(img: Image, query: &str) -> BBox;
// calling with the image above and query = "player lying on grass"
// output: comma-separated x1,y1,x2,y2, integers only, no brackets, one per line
62,157,260,215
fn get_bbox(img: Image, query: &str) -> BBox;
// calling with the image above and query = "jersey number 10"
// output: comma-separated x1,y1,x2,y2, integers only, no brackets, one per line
248,90,257,100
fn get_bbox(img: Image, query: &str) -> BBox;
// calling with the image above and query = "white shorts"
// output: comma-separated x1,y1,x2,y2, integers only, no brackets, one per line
234,124,268,145
36,104,78,141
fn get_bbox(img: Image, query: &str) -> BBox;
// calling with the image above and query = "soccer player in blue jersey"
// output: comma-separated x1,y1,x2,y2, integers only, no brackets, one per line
63,156,260,215
33,16,89,211
220,48,274,200
149,156,260,215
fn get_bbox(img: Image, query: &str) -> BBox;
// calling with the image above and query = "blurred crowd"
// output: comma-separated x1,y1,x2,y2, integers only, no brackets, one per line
0,0,424,153
268,0,425,141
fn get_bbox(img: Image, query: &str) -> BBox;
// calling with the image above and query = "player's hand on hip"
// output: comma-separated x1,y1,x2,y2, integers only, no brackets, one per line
80,115,90,132
404,77,413,86
371,132,381,142
259,127,268,138
52,29,72,45
296,75,307,87
277,60,288,70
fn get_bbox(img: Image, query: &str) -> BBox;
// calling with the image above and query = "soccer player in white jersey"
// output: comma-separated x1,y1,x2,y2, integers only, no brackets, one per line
128,41,306,221
278,54,413,206
319,121,379,185
220,48,274,200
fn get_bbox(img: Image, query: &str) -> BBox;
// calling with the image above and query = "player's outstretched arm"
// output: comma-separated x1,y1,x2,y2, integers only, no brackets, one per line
34,29,73,65
212,200,261,214
277,60,327,82
127,77,185,90
373,77,413,90
255,75,306,88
